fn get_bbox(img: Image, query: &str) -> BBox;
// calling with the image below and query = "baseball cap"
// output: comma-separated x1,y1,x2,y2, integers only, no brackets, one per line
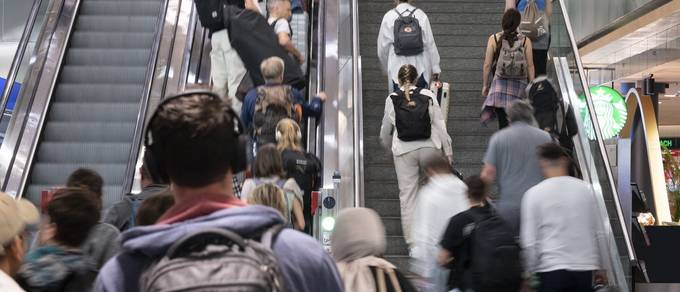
0,192,39,255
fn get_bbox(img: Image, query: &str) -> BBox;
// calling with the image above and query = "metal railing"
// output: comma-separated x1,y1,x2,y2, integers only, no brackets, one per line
351,0,365,208
550,0,636,289
120,0,171,195
0,0,81,195
312,0,364,210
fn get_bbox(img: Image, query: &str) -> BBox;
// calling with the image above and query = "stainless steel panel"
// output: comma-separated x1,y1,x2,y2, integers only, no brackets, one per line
121,0,171,194
316,0,364,210
127,0,192,191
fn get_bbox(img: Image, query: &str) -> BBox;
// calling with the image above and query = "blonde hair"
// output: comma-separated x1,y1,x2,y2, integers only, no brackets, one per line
276,119,303,152
248,183,288,221
261,57,285,84
397,64,419,101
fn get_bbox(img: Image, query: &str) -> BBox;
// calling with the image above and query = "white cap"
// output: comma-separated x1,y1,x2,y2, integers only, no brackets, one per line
0,193,39,255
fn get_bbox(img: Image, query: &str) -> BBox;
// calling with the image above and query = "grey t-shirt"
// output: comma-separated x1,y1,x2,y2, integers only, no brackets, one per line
483,122,552,233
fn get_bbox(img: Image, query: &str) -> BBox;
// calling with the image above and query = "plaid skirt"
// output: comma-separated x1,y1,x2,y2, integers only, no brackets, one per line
480,78,528,125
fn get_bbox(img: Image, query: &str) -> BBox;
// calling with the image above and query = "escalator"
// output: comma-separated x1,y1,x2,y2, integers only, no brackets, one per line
358,0,636,289
360,0,504,270
0,0,170,207
27,0,163,206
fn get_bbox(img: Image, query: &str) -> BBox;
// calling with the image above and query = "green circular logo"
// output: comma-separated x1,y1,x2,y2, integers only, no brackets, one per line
577,86,628,140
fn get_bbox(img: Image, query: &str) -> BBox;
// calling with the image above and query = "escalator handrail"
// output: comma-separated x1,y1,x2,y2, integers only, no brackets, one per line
307,0,325,156
350,0,364,207
0,0,44,120
120,0,172,194
557,0,636,264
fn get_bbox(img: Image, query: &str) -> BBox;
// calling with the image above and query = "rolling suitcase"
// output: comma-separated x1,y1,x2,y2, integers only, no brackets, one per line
430,82,450,126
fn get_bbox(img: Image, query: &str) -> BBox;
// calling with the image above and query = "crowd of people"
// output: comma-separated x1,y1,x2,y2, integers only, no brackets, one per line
0,0,611,291
373,0,604,292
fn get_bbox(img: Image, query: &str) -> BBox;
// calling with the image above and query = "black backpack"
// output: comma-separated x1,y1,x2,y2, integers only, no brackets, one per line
393,8,424,56
194,0,227,32
464,209,522,292
390,88,431,141
282,151,321,214
526,77,578,149
140,226,286,292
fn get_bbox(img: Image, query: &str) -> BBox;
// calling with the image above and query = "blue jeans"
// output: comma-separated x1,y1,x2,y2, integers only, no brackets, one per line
392,74,428,92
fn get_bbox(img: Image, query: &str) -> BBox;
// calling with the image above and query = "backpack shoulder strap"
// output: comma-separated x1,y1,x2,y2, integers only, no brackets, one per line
407,8,418,17
493,33,502,58
390,90,403,103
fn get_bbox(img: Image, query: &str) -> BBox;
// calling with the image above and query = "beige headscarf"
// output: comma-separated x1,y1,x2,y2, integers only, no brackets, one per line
331,208,402,292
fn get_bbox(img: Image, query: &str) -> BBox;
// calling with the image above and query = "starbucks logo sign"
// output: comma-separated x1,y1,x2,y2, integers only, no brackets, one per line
577,86,628,140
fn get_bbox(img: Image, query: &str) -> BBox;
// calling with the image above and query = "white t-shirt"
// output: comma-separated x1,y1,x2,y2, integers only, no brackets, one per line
268,17,291,35
520,176,604,273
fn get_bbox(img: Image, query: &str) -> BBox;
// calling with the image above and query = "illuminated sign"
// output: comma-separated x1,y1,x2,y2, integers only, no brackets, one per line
661,138,680,149
577,86,628,140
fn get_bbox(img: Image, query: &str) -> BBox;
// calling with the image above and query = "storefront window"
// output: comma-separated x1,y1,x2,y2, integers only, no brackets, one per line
661,139,680,221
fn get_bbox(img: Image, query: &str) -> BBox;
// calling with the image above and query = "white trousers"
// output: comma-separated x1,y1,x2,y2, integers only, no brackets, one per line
393,147,441,246
210,29,246,114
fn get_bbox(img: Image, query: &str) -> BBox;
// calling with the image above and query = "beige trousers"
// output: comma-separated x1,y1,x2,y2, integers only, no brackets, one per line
393,147,441,246
210,30,246,114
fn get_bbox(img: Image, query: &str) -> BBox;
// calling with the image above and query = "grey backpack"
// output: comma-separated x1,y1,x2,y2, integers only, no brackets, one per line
140,226,286,292
495,35,528,80
393,8,424,56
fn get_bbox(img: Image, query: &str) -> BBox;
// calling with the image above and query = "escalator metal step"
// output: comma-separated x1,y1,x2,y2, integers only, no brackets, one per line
76,15,157,33
43,122,136,142
70,32,155,49
31,163,127,186
59,66,147,84
80,0,161,16
48,102,139,122
36,142,132,164
65,48,151,66
54,84,144,103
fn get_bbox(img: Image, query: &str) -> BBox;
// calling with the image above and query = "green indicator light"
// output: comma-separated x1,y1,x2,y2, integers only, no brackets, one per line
322,217,336,231
577,86,628,140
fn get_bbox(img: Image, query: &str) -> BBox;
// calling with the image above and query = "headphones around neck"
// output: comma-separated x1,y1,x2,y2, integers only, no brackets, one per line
144,90,248,182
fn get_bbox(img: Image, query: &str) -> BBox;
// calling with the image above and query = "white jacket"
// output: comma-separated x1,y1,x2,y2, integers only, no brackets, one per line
410,174,469,279
377,3,441,84
379,87,452,157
